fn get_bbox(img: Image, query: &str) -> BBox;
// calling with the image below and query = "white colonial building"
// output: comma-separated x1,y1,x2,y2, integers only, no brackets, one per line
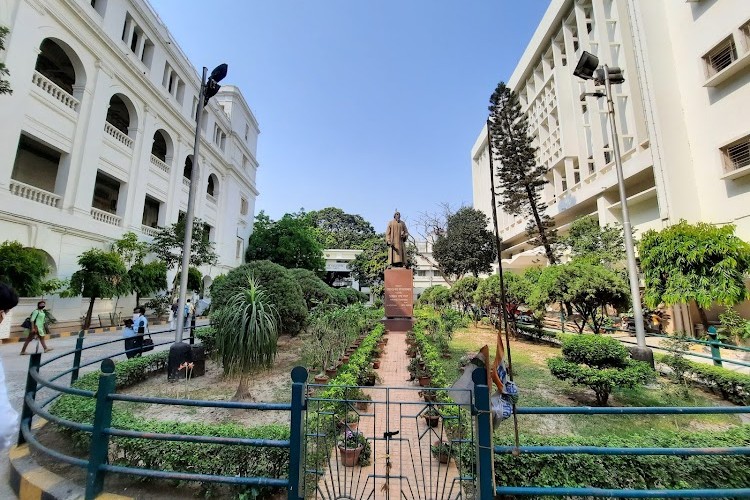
0,0,259,326
472,0,750,330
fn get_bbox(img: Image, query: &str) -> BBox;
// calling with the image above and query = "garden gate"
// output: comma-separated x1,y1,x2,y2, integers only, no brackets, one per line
296,368,494,500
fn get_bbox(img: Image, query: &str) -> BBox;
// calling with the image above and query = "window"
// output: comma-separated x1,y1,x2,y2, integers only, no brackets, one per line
240,197,248,215
721,135,750,173
703,37,738,77
242,155,249,171
236,238,243,259
90,0,107,16
244,123,250,141
416,270,427,277
122,12,152,67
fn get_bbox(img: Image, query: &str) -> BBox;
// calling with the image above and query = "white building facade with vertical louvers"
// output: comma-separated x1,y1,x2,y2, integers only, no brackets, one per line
0,0,259,325
471,0,750,327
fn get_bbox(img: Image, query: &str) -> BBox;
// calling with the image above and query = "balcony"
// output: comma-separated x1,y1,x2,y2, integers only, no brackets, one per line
90,207,121,226
31,71,80,112
150,154,170,174
182,177,191,187
104,122,134,149
141,224,159,237
206,193,217,204
9,180,61,208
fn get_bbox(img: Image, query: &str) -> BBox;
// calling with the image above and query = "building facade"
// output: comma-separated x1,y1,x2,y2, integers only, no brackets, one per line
0,0,259,325
471,0,750,330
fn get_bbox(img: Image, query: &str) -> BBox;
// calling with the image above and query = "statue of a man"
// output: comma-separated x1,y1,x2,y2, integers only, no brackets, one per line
386,211,409,267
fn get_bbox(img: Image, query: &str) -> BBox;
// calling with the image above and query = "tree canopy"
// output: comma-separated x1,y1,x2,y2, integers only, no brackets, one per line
68,249,130,329
451,276,480,313
245,211,325,272
561,215,625,266
349,236,416,290
0,242,50,297
149,217,217,271
639,220,750,328
432,207,496,279
128,261,167,305
488,81,557,263
305,207,376,249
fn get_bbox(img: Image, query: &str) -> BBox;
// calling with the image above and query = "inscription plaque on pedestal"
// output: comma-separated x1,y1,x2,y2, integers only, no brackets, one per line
384,268,413,318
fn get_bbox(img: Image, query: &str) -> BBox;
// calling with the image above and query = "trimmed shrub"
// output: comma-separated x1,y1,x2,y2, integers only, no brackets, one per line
210,260,308,335
289,268,335,309
655,353,750,405
548,334,655,405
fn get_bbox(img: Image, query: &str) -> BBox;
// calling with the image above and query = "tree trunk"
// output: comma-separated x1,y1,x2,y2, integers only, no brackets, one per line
83,297,96,330
696,304,710,333
135,292,140,309
232,376,252,401
525,185,556,264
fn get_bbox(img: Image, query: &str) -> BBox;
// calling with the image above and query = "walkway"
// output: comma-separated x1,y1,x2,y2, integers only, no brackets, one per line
315,329,463,500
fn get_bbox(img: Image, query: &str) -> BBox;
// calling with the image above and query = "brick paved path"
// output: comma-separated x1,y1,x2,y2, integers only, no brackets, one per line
314,330,463,500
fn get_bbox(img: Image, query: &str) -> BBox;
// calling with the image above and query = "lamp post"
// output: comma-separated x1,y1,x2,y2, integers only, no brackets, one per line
174,63,228,344
574,51,652,363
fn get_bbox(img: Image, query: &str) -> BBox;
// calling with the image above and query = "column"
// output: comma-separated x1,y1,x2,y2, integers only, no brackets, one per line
124,105,156,230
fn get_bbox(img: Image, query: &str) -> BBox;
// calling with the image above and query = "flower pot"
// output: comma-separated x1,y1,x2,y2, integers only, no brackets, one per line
314,374,329,384
342,355,350,363
325,368,337,378
433,441,451,464
363,375,376,386
423,391,438,403
338,445,363,467
372,361,381,369
419,376,432,387
356,401,369,411
423,414,440,428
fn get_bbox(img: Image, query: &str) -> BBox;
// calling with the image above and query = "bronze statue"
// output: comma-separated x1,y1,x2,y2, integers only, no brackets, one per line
386,211,408,267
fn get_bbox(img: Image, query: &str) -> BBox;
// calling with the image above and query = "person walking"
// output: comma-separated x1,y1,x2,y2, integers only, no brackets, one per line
1,284,21,452
122,318,138,359
134,306,148,356
20,300,53,354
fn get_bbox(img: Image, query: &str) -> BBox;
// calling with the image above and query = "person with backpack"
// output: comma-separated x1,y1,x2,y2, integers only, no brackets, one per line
1,283,21,452
20,300,53,355
133,306,148,356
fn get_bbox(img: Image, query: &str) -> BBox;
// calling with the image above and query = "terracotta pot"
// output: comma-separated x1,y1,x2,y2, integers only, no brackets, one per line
373,361,381,369
314,374,329,384
419,376,432,387
342,355,350,363
338,445,363,467
423,414,440,428
356,401,369,411
326,368,337,377
423,392,438,403
433,441,450,464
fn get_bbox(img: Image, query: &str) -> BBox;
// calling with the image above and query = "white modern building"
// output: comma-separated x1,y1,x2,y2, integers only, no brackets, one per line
0,0,259,327
472,0,750,330
412,239,450,295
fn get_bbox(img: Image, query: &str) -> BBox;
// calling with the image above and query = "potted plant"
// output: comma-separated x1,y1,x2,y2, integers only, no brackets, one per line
422,389,438,403
314,373,329,384
358,367,380,386
338,431,368,467
417,367,432,387
372,347,383,359
337,410,360,433
407,357,420,381
422,406,441,428
431,440,452,464
356,393,372,411
372,360,381,369
407,346,418,358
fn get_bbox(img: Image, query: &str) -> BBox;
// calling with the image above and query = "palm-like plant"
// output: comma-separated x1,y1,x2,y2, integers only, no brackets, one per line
212,275,279,400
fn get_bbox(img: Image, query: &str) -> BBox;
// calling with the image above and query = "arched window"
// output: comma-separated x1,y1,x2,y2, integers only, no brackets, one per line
207,174,218,197
183,156,193,180
35,39,77,95
151,130,172,163
106,94,136,136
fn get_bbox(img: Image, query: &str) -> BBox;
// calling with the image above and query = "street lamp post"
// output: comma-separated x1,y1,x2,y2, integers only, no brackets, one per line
574,51,653,364
173,63,227,346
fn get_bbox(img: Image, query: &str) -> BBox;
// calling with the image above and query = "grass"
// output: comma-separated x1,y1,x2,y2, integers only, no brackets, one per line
445,324,743,438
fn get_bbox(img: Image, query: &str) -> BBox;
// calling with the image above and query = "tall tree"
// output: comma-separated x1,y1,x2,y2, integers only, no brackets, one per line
561,215,626,267
432,207,496,279
128,261,167,307
0,242,49,296
245,212,325,272
149,217,217,291
639,220,750,330
112,231,148,269
350,236,416,291
67,250,130,329
0,27,11,95
451,276,480,314
305,207,376,249
488,82,557,264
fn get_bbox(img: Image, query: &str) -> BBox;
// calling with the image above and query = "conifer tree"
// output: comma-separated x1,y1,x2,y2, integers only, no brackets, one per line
488,82,557,264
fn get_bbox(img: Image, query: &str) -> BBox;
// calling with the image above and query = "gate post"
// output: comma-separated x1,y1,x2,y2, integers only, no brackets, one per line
17,353,42,445
472,368,495,498
71,331,85,384
288,366,308,500
85,359,116,500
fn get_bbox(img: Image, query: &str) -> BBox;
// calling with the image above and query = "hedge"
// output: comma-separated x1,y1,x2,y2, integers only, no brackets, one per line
490,427,750,491
655,353,750,405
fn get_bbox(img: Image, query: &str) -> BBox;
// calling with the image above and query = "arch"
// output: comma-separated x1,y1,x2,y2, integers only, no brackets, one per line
151,129,173,162
106,93,138,137
202,275,213,298
35,38,87,95
24,248,58,279
206,173,219,197
183,155,193,180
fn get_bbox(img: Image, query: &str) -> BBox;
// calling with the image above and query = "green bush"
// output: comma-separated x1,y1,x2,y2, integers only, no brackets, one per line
210,260,308,335
490,427,750,491
194,326,217,356
548,334,655,405
655,353,750,406
289,268,335,309
0,241,50,296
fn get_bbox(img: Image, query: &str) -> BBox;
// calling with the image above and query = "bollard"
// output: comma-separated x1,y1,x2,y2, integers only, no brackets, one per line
85,359,116,500
288,366,307,500
71,330,85,385
707,327,723,367
189,315,197,345
17,352,42,445
472,368,495,499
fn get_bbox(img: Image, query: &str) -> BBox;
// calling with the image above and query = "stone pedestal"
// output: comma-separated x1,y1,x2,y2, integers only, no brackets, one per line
383,268,414,332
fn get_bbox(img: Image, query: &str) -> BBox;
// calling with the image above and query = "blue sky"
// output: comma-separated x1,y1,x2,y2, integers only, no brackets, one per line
150,0,550,234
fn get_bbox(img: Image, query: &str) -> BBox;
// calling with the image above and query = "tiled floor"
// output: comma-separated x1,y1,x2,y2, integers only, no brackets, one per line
314,330,464,500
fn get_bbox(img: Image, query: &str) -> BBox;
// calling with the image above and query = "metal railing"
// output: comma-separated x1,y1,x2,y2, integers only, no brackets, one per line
17,328,305,500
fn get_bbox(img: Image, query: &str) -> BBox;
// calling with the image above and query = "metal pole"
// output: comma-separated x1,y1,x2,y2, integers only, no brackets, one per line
288,366,307,499
85,359,116,500
71,330,85,384
472,368,494,498
175,67,207,343
604,65,647,348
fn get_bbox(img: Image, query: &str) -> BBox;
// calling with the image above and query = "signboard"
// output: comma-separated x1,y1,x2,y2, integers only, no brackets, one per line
384,268,413,318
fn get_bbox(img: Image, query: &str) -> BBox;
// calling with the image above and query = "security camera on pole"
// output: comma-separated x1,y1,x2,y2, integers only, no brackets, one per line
574,51,653,367
168,63,228,380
